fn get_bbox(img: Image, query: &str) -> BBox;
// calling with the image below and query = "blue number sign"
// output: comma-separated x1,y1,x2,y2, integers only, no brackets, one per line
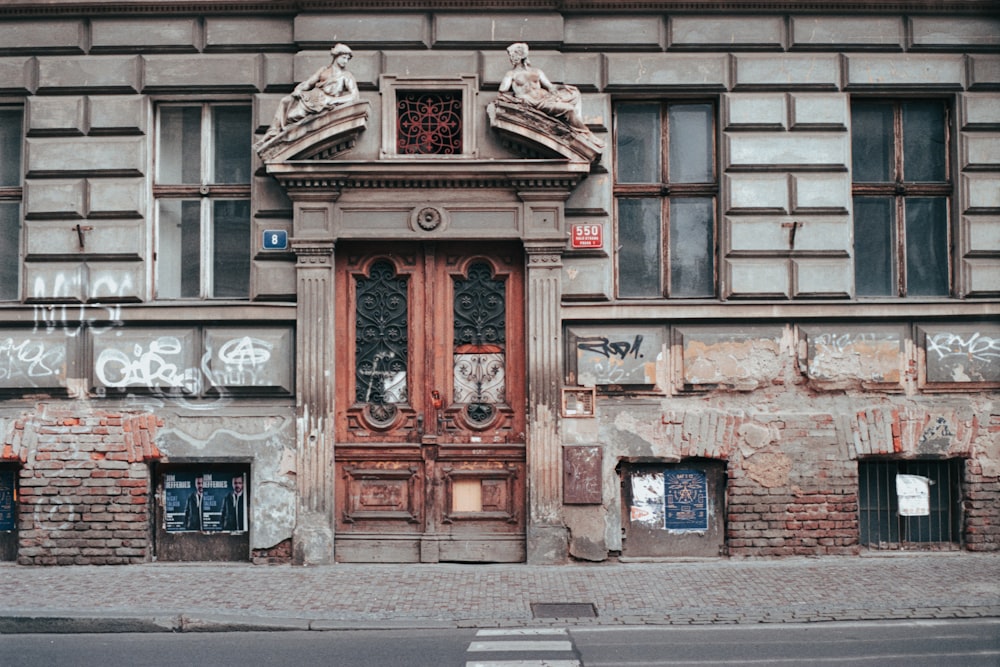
262,230,288,250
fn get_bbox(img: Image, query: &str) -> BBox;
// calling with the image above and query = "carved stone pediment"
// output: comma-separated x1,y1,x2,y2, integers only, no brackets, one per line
256,100,371,162
487,95,603,166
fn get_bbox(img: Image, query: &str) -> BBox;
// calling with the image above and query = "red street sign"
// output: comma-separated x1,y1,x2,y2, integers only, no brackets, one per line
571,223,603,249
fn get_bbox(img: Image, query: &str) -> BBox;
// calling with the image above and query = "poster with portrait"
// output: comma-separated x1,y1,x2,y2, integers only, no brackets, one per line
164,469,248,533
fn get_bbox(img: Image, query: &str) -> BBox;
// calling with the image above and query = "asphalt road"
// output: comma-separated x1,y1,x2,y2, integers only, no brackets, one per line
3,618,998,667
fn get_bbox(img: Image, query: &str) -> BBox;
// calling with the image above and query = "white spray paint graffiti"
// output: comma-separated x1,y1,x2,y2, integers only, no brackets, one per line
11,304,290,407
213,336,274,386
807,332,901,382
926,332,1000,382
96,337,202,393
32,271,136,302
33,502,78,531
93,334,283,409
0,337,66,385
33,304,123,337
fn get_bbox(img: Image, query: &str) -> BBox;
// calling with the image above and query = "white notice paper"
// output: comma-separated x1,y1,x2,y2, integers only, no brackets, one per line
896,474,931,516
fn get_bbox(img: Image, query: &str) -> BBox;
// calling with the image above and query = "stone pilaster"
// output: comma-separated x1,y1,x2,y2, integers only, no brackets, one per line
291,238,337,564
524,243,569,563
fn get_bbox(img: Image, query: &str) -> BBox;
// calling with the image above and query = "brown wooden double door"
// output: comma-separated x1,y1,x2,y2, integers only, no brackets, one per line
334,242,526,562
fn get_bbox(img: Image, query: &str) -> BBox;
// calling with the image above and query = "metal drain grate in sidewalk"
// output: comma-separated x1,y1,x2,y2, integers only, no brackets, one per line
531,602,598,618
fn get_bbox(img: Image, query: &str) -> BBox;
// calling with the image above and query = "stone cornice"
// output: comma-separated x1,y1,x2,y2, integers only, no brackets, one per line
266,159,589,193
1,0,995,16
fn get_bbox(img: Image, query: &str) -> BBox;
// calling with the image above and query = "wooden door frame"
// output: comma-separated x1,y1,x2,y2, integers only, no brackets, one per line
333,241,526,562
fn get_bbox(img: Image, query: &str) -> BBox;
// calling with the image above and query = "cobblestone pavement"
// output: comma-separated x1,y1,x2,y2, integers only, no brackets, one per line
1,553,998,632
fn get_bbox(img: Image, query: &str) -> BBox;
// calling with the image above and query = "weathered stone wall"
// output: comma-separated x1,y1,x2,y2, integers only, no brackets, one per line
0,4,997,564
563,322,999,559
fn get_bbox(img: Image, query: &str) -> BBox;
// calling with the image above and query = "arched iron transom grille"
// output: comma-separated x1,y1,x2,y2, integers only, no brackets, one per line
453,262,506,424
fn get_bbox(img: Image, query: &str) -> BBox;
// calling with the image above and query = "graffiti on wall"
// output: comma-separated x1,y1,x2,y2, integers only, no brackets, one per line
679,329,783,389
805,330,902,384
570,326,663,387
2,312,293,402
0,335,68,388
925,330,1000,383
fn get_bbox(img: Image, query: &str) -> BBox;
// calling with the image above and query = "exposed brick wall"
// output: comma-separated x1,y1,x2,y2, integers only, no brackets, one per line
727,473,861,557
964,458,1000,552
252,537,292,564
11,411,161,565
726,414,860,557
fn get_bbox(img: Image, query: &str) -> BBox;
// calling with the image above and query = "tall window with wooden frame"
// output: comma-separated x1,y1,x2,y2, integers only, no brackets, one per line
154,103,252,300
0,106,23,301
851,100,952,298
614,101,717,299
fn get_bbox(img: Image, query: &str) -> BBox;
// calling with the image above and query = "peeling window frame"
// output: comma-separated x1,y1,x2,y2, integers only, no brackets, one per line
613,100,719,300
0,104,23,302
850,98,953,299
153,101,253,301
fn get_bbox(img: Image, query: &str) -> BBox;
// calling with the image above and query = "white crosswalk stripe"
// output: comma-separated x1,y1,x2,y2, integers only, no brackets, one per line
466,628,581,667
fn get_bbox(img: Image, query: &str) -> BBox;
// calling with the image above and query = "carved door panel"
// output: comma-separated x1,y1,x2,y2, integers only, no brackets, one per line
334,242,526,563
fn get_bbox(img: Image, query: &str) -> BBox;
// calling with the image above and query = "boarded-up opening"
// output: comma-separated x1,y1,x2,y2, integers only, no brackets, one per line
620,458,726,558
0,464,17,561
153,462,250,562
452,478,483,512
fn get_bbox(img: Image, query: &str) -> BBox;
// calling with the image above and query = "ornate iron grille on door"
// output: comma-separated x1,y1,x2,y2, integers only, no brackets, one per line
453,262,506,425
355,260,409,425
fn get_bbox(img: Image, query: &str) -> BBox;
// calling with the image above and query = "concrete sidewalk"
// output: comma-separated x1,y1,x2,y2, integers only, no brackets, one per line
1,552,998,633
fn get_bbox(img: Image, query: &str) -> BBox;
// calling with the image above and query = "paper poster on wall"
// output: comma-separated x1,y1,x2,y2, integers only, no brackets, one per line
164,470,248,533
0,469,15,531
896,474,931,517
630,472,665,526
663,469,709,532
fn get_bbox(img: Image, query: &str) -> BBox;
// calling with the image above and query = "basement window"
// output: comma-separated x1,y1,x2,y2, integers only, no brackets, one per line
858,459,963,550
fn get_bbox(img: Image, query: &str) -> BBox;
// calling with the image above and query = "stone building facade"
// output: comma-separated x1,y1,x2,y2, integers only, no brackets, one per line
0,1,996,565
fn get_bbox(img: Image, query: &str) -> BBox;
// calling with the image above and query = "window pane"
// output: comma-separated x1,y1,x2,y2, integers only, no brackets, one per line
618,198,662,297
213,107,252,184
157,199,202,298
212,200,250,298
851,102,894,183
669,198,715,297
853,197,895,296
0,108,23,187
616,103,661,183
158,107,202,184
668,104,713,183
905,197,949,296
902,101,946,183
0,203,19,300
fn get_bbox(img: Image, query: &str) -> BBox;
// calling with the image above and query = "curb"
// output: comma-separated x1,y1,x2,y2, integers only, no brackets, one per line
3,606,998,634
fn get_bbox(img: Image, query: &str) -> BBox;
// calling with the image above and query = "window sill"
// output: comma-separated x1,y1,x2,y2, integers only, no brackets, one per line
561,299,999,322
